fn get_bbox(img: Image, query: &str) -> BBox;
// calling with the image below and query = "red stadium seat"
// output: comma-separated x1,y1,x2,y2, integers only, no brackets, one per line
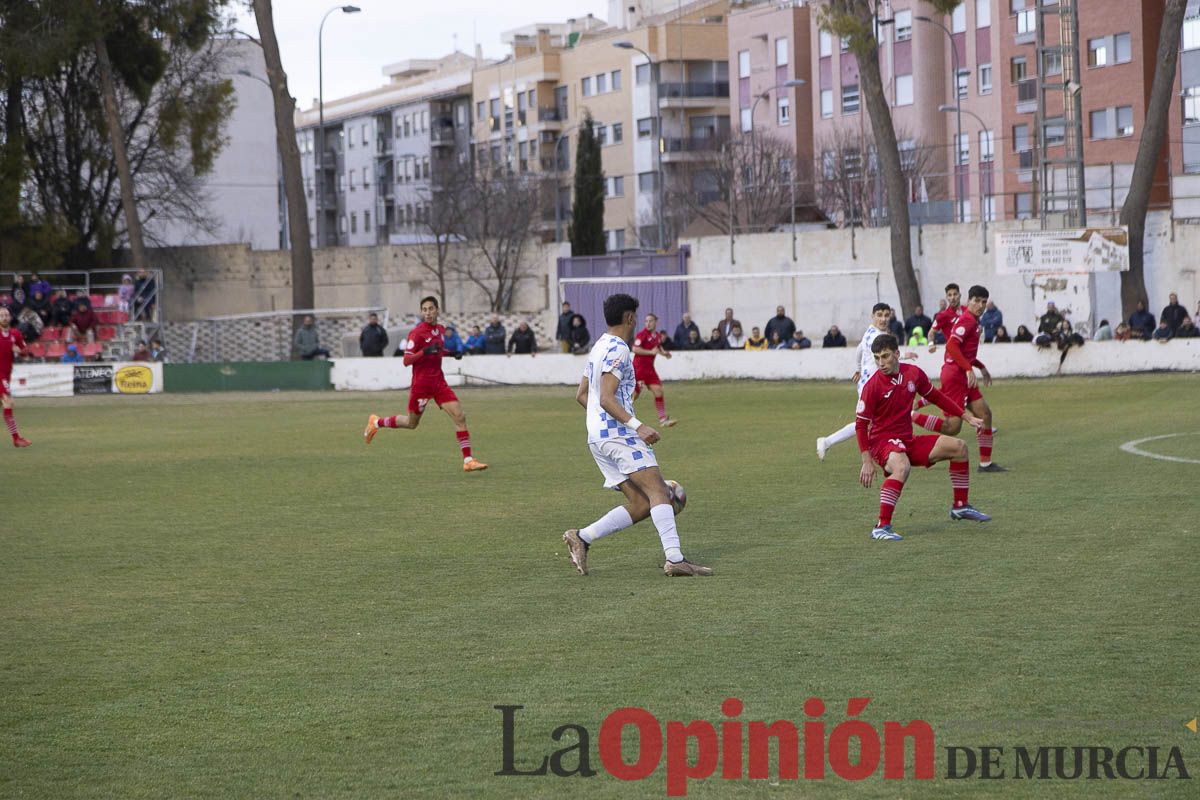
26,342,46,359
46,342,66,359
41,326,62,341
95,310,116,324
96,326,116,341
79,342,103,359
112,310,129,324
89,294,105,306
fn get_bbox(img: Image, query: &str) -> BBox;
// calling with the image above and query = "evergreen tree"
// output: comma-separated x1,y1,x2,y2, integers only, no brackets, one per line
569,112,606,255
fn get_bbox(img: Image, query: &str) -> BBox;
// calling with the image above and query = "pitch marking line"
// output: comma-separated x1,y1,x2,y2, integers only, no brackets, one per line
1119,432,1200,464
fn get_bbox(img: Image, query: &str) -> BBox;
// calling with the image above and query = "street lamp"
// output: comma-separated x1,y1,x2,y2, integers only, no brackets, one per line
614,41,664,249
939,103,990,253
318,4,361,249
916,14,964,223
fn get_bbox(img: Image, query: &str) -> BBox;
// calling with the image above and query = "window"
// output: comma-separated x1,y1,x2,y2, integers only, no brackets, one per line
612,122,623,143
979,63,993,94
894,10,912,41
956,69,969,99
1116,105,1133,136
476,101,484,121
405,115,412,136
347,129,354,149
1091,110,1112,139
951,4,966,33
362,167,370,188
596,125,607,146
349,171,356,190
528,89,536,108
1016,9,1035,36
975,0,991,28
1043,122,1064,146
738,50,750,78
422,156,430,178
1088,37,1108,67
636,63,651,85
776,37,789,66
637,117,654,138
840,37,849,53
740,107,752,132
777,97,790,125
982,196,996,222
611,70,622,90
820,89,833,118
338,173,346,192
898,140,916,172
637,171,657,192
489,98,499,122
362,124,368,144
351,212,357,234
895,74,913,106
1184,86,1200,125
582,76,593,96
956,133,969,165
1015,193,1033,220
1010,0,1026,13
842,83,860,113
1043,50,1062,76
1185,15,1200,50
365,211,371,230
1114,32,1132,64
609,176,624,197
1011,56,1027,83
1013,123,1030,152
339,214,347,233
596,72,607,93
980,130,994,162
819,30,833,57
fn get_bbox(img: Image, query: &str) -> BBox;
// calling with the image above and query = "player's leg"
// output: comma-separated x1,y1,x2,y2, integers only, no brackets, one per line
2,389,30,447
441,397,486,471
967,395,1004,471
926,434,991,521
648,381,676,427
818,421,857,460
625,466,711,576
633,379,644,400
564,446,654,575
365,391,426,443
872,450,910,540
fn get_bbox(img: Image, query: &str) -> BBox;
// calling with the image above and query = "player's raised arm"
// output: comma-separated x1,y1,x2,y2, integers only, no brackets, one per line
599,371,658,444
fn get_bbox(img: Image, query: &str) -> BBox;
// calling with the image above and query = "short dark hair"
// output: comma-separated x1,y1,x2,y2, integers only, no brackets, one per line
419,295,439,309
1100,319,1109,326
603,293,639,326
945,283,960,293
872,302,891,314
871,333,899,353
968,284,989,301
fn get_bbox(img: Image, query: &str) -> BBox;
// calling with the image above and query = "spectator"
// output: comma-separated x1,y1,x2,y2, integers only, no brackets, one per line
993,325,1011,343
17,307,43,343
764,306,796,344
980,300,1003,342
134,267,157,318
28,290,51,325
904,305,932,340
555,301,575,353
359,312,389,357
769,331,789,350
705,327,728,350
568,314,590,354
1093,319,1113,341
443,325,465,355
789,330,812,349
1114,322,1132,342
1036,320,1070,349
745,326,768,350
932,298,948,344
130,341,151,361
9,275,27,314
726,323,746,349
673,313,700,348
68,299,97,342
465,325,486,355
507,320,537,355
887,314,905,341
1152,320,1173,342
60,343,84,363
294,314,330,359
1129,300,1156,340
716,307,741,340
149,338,168,362
907,326,928,346
1161,292,1187,333
1037,301,1064,335
29,272,51,297
1014,325,1034,343
1175,315,1198,338
483,315,506,354
118,274,135,311
822,325,847,348
681,328,704,350
50,290,73,327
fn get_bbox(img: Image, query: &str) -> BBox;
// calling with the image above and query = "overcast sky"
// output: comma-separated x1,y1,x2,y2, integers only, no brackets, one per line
232,1,610,111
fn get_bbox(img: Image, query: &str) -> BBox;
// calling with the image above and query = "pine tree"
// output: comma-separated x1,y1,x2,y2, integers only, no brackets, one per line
569,112,606,255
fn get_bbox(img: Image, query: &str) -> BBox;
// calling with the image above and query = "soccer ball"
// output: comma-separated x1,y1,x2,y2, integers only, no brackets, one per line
664,479,686,515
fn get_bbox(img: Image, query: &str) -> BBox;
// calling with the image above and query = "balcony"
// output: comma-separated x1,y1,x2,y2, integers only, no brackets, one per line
535,107,564,129
1016,79,1037,114
658,81,730,108
660,136,721,163
376,139,393,157
431,127,456,146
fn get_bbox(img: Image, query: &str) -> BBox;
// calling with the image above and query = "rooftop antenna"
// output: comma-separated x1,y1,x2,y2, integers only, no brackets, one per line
452,32,459,53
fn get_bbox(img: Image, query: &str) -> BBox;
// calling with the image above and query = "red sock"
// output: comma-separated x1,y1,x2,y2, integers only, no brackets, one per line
456,430,472,459
654,396,666,420
3,408,18,440
977,427,993,465
950,461,970,508
912,412,944,433
878,478,904,526
379,415,402,428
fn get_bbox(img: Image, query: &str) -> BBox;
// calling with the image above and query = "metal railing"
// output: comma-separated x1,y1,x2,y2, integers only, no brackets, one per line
662,136,721,154
658,81,730,99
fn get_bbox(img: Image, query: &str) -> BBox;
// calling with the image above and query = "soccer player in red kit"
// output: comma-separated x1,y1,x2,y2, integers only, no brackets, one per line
631,313,677,427
927,282,962,353
912,284,1004,471
857,333,990,541
0,307,32,447
363,296,487,471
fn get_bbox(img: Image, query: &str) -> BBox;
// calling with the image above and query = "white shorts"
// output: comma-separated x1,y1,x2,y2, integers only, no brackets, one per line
589,438,658,489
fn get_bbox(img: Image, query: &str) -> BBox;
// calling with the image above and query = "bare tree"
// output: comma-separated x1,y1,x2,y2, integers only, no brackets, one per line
407,152,468,308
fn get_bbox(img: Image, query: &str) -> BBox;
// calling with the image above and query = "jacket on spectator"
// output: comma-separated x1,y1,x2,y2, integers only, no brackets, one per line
979,306,1003,342
51,293,73,326
887,317,905,341
70,304,97,335
28,291,50,323
569,316,591,353
30,276,51,297
673,320,700,348
508,325,537,354
484,322,507,354
706,332,728,350
1161,301,1187,332
1175,321,1199,338
905,312,932,339
1129,308,1156,339
17,307,42,341
716,317,741,340
359,322,389,356
790,332,812,349
823,330,847,348
1014,326,1034,343
745,335,768,351
1038,309,1064,335
444,327,465,353
9,278,27,315
1152,323,1173,341
465,333,486,354
908,327,928,346
764,314,796,344
1093,323,1113,341
294,326,321,357
61,345,84,363
556,309,575,343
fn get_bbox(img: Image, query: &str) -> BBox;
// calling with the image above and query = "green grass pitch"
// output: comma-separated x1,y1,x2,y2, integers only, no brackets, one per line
2,375,1197,798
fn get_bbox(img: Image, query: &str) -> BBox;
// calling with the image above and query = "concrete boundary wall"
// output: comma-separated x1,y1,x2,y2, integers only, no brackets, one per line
329,340,1200,391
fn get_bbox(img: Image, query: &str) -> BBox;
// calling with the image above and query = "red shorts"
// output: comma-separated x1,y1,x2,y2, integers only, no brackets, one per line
871,434,939,469
940,364,983,407
408,380,458,415
634,366,661,388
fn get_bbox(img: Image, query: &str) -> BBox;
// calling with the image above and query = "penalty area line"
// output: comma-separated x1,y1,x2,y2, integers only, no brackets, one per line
1118,432,1200,464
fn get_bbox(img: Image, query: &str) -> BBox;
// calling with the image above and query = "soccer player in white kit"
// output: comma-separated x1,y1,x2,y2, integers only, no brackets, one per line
562,293,712,577
816,303,915,460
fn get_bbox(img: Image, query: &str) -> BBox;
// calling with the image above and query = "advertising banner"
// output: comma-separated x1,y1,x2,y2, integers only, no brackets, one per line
9,364,74,397
111,362,162,394
995,228,1129,275
73,364,113,395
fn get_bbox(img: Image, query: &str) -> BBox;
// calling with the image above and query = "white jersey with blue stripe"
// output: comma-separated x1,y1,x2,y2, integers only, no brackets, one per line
856,325,886,392
584,333,638,444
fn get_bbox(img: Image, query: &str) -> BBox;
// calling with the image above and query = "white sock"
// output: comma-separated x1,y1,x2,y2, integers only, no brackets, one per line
650,504,683,563
825,421,857,447
580,506,634,544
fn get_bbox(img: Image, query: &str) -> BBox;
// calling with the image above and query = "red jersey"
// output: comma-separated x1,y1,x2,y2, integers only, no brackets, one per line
931,304,960,337
404,321,448,384
856,363,963,449
0,326,26,378
945,309,981,368
632,329,663,373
